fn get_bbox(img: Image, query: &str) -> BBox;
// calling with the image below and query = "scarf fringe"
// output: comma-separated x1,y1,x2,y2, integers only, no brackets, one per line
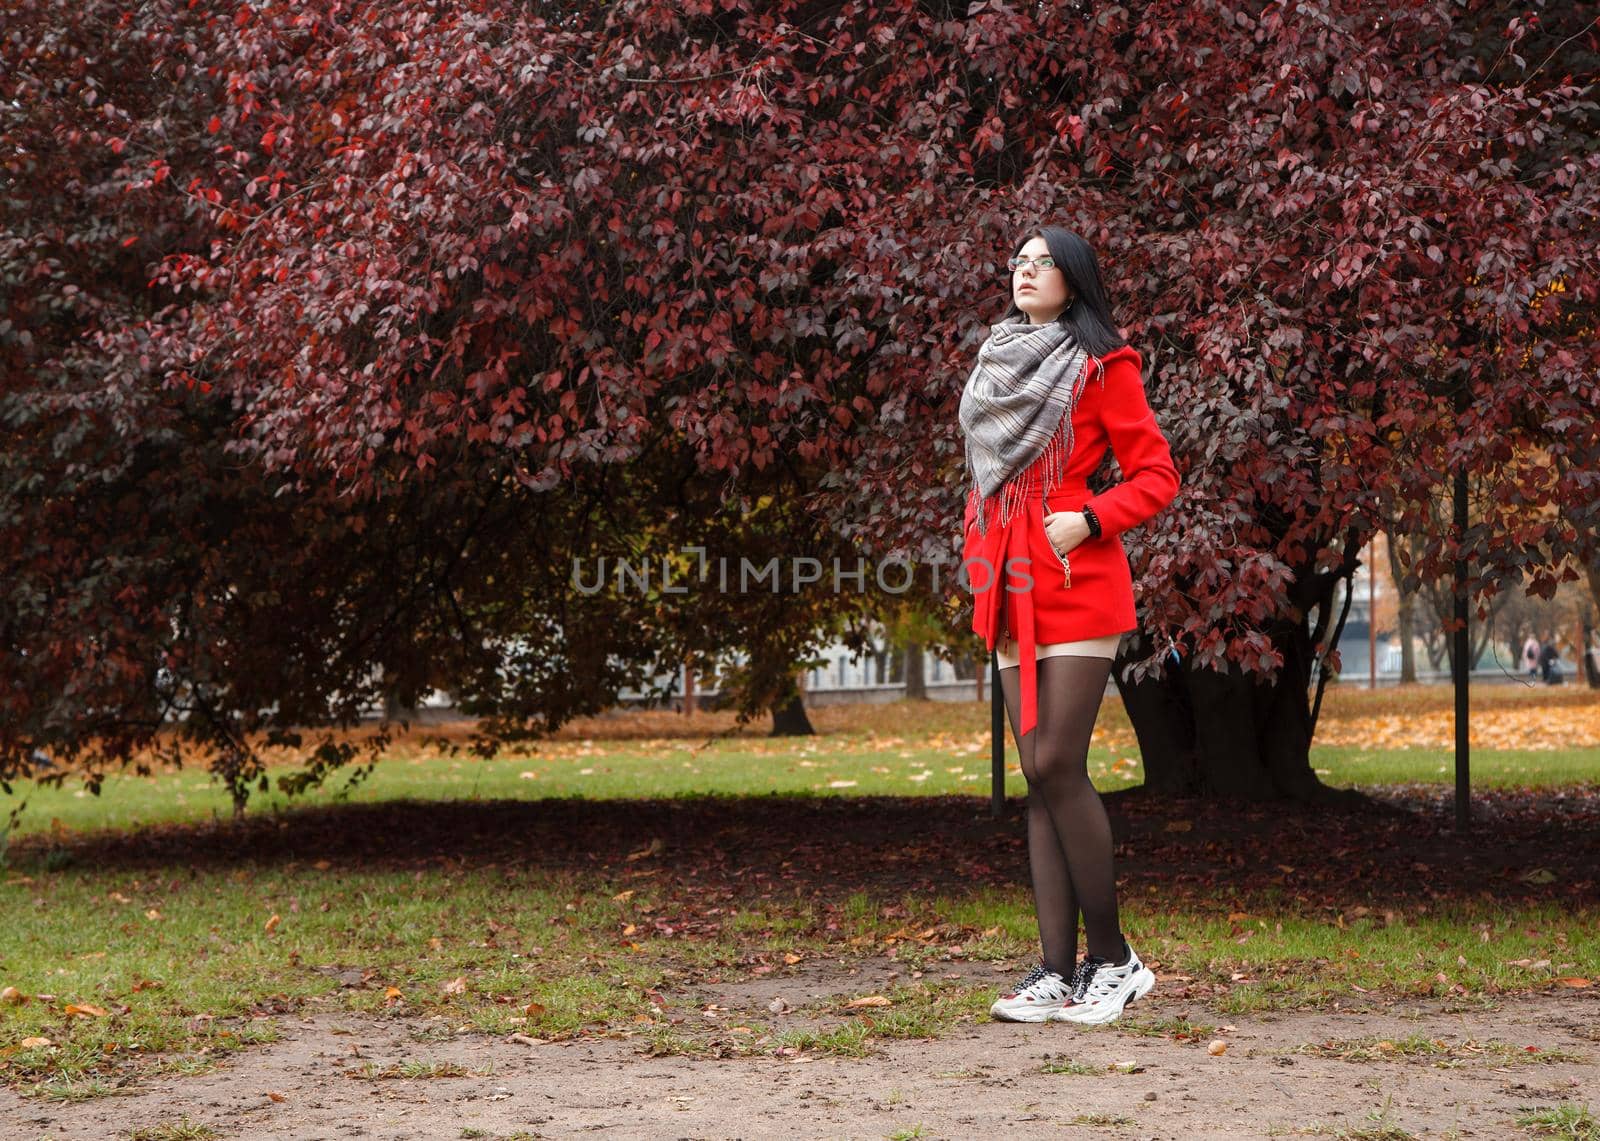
969,357,1104,538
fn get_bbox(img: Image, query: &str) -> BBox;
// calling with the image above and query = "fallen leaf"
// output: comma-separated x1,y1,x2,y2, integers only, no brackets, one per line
1555,977,1592,988
19,1037,53,1049
265,914,280,933
441,976,468,995
846,995,891,1008
63,1003,107,1018
1207,1040,1228,1055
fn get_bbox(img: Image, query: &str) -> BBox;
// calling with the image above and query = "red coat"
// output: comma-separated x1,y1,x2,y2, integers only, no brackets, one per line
960,343,1180,738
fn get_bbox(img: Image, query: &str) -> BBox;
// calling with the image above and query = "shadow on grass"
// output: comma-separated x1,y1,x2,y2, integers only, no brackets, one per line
10,785,1598,911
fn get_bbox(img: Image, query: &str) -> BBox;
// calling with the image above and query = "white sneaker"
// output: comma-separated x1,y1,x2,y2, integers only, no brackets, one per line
990,962,1077,1022
1051,940,1155,1025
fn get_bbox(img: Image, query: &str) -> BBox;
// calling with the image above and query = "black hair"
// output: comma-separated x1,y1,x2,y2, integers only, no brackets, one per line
999,225,1128,358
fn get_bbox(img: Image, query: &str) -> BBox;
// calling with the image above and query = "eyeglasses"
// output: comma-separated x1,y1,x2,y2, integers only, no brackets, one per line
1007,255,1056,272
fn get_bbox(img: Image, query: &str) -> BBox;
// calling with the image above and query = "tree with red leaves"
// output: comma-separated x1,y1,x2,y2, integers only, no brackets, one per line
4,0,1596,806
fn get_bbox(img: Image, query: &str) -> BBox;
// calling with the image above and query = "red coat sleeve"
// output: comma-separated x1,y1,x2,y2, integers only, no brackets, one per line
1082,355,1179,538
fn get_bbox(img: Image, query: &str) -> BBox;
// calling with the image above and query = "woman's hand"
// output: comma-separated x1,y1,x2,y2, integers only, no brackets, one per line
1043,511,1092,557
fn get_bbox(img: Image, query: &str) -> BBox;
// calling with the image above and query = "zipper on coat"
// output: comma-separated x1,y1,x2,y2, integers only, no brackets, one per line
1041,491,1071,588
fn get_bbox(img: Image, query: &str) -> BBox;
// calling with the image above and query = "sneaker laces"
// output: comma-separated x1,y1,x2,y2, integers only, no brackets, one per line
1072,944,1132,1002
1070,958,1102,1001
1006,962,1066,999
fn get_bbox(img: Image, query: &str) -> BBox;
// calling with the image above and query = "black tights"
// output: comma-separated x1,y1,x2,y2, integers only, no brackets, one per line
998,653,1123,976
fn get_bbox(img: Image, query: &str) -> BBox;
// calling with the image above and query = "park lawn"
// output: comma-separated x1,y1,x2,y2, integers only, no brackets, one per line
2,851,1594,1097
3,740,1597,841
2,686,1597,1099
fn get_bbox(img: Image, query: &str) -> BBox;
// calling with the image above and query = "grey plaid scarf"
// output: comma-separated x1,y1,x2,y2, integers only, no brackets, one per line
959,320,1094,536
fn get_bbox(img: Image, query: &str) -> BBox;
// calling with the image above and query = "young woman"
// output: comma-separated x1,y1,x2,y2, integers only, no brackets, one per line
958,226,1181,1025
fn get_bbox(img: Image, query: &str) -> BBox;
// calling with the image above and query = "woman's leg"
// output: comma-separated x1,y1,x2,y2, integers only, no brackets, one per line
997,663,1080,977
1026,653,1124,963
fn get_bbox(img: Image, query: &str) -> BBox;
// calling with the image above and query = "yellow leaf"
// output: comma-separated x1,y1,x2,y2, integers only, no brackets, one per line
19,1037,52,1049
264,914,281,933
783,952,803,964
383,986,402,1000
1555,977,1592,988
441,976,468,995
613,889,635,902
846,995,891,1008
64,1004,107,1018
1207,1039,1227,1055
145,908,162,921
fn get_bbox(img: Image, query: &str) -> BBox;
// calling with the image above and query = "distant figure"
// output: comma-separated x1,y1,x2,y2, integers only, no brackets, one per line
1538,638,1563,685
1522,634,1540,678
1586,631,1600,689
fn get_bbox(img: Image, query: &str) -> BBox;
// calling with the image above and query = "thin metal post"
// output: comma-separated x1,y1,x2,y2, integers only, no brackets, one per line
990,651,1006,818
1453,429,1471,831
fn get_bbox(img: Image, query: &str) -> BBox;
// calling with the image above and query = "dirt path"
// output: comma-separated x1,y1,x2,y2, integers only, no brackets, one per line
6,965,1594,1141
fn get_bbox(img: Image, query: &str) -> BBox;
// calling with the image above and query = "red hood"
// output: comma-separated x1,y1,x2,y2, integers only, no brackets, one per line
1094,343,1141,372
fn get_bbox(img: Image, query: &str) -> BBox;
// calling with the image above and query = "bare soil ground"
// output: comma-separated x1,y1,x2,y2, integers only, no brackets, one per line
6,779,1597,1140
4,979,1595,1140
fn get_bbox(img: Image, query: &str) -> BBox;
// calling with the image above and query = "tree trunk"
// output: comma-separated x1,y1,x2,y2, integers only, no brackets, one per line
1385,529,1418,682
1116,572,1365,804
903,642,926,700
1397,595,1416,682
769,673,814,736
383,688,418,721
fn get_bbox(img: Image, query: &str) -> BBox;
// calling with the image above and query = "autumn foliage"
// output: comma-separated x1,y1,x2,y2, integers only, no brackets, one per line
3,0,1597,802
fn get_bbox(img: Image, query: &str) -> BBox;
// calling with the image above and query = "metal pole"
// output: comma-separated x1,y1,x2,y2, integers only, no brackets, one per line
1368,536,1377,688
1453,438,1471,832
990,651,1006,818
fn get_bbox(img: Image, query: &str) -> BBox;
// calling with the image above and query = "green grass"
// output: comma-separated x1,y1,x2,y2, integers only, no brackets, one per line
1309,745,1600,789
3,690,1597,1096
1517,1105,1600,1140
8,736,1599,845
